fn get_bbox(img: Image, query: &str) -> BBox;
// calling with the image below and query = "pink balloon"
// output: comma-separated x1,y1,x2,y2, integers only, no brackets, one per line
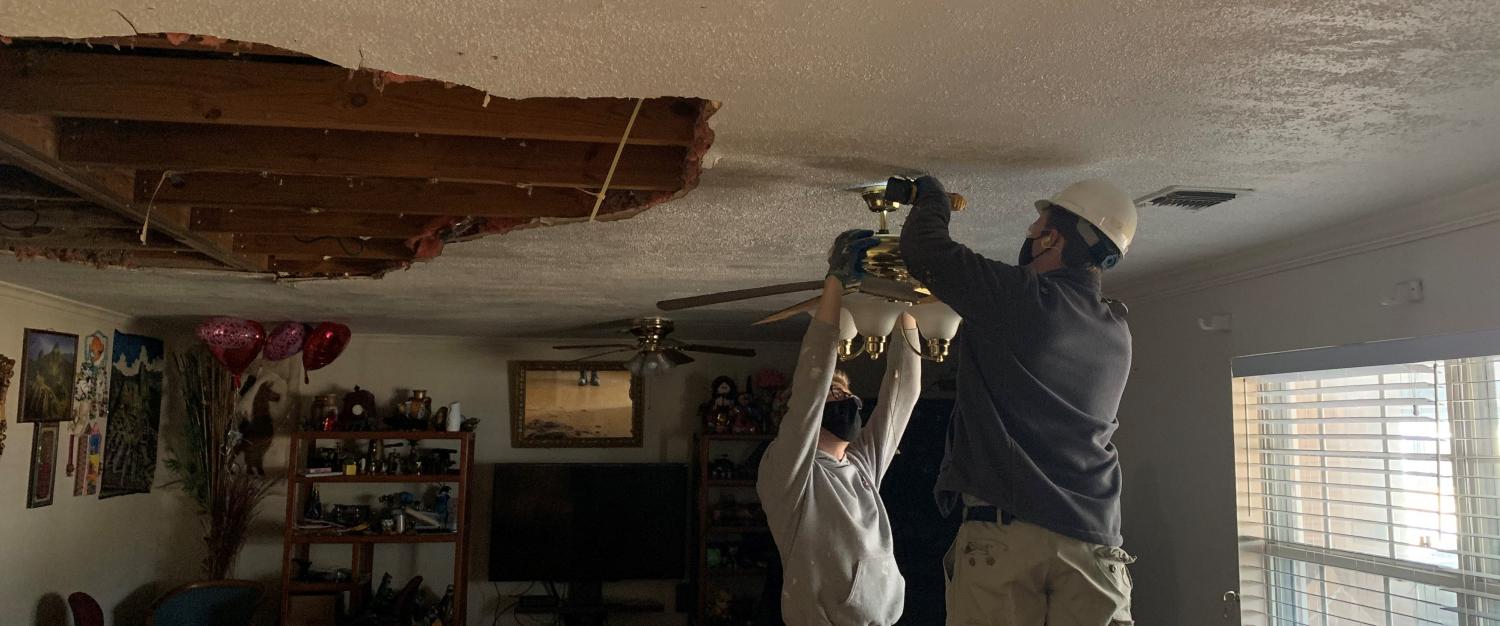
195,317,265,385
263,322,308,362
302,322,351,382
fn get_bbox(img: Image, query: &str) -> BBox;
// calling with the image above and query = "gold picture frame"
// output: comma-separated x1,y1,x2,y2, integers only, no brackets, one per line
509,361,643,448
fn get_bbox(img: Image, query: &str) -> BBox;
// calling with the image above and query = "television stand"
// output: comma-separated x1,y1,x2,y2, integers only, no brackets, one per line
512,581,665,626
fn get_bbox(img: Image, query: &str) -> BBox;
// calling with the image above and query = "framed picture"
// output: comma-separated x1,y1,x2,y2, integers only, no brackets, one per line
509,361,643,448
19,329,79,423
28,422,60,508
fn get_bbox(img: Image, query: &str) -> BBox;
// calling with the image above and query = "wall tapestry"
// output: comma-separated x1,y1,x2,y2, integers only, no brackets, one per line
0,353,14,459
100,332,165,498
28,422,59,508
19,329,78,423
70,331,110,492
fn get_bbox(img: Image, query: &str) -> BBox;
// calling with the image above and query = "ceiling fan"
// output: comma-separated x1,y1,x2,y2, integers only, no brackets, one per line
654,178,967,362
552,317,756,376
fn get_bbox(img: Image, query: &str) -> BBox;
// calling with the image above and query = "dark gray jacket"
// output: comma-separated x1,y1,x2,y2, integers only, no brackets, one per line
900,186,1132,546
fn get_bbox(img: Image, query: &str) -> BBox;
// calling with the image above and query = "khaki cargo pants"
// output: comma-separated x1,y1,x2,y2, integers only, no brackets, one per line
944,515,1135,625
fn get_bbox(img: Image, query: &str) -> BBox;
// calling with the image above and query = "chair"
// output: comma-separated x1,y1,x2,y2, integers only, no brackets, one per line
147,580,264,626
67,592,104,626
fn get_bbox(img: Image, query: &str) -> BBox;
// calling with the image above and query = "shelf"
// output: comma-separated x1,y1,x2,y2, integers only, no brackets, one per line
296,473,462,484
294,431,474,441
707,526,771,535
290,532,460,544
706,480,757,487
701,433,776,441
286,580,364,594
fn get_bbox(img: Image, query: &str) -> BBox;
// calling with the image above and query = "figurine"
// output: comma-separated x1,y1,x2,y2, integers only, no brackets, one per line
710,454,736,480
731,391,761,434
700,376,742,434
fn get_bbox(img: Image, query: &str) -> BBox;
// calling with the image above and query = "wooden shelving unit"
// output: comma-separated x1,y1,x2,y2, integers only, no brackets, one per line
279,431,474,626
693,432,776,625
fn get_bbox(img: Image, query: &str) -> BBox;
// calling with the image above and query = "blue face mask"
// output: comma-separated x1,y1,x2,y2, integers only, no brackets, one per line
822,388,864,442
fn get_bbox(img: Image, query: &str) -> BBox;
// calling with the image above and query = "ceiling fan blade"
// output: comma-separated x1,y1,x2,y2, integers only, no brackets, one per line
657,280,825,311
753,294,826,326
678,344,757,358
856,277,926,303
553,344,636,351
571,348,634,362
663,349,697,366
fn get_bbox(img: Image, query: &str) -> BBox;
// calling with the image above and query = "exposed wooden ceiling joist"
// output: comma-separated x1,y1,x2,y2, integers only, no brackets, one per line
137,170,632,218
0,205,143,229
0,112,265,271
57,119,688,190
268,258,402,276
0,47,704,146
233,234,413,260
191,207,435,237
0,228,190,251
0,164,77,199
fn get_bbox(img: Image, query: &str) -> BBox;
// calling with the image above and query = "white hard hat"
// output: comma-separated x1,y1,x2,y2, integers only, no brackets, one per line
1035,179,1138,258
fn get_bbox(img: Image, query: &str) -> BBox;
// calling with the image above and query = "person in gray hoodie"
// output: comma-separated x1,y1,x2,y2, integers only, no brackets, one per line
757,229,923,626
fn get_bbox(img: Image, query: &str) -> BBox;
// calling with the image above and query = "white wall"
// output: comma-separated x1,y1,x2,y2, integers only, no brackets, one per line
228,332,799,626
1115,189,1500,624
0,282,200,625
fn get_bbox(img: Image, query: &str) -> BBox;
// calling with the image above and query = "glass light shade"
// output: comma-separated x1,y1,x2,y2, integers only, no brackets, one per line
909,301,962,341
843,296,907,339
837,307,859,341
626,351,674,376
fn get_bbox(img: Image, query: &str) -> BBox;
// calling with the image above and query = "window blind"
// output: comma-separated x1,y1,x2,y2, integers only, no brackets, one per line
1234,352,1500,626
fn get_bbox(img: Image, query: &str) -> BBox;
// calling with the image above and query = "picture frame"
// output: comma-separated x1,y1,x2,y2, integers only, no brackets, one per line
19,329,79,423
28,422,60,508
509,360,643,448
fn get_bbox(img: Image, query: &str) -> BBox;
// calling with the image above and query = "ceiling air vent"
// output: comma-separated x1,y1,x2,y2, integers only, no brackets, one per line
1135,186,1251,211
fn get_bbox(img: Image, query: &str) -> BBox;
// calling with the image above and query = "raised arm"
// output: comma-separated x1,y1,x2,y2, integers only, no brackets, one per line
849,313,922,485
900,176,1031,320
757,277,844,538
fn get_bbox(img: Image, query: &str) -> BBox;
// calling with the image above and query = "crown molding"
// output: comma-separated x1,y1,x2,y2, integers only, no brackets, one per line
0,279,130,320
1112,179,1500,304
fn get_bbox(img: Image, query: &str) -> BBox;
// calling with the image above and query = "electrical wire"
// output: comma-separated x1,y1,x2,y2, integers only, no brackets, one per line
292,235,367,258
0,207,40,232
586,97,645,222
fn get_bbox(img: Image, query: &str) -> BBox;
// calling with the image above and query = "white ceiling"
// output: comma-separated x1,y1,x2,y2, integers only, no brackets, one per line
3,0,1499,340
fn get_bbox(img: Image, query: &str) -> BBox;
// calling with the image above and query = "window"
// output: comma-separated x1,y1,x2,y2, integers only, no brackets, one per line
1234,331,1500,626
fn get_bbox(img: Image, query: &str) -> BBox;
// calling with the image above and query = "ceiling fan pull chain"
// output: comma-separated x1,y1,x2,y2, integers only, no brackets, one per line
587,97,645,222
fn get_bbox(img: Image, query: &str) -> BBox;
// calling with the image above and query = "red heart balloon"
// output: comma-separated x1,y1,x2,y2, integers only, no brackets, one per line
302,322,352,381
196,317,265,386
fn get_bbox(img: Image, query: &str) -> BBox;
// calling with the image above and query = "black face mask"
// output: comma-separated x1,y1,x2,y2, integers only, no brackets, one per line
822,394,864,442
1018,236,1039,266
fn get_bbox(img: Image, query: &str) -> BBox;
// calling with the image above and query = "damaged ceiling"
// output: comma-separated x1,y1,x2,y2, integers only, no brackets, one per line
1,1,1499,339
0,37,713,277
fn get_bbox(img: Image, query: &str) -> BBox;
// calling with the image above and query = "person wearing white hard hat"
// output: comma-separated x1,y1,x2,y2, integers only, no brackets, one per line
899,176,1138,625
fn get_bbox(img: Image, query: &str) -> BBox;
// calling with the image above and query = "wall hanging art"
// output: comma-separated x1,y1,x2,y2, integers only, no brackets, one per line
69,331,110,485
0,353,14,458
27,422,60,508
99,332,165,498
19,329,78,423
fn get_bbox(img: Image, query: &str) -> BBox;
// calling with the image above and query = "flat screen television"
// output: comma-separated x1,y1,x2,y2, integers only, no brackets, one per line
488,463,689,583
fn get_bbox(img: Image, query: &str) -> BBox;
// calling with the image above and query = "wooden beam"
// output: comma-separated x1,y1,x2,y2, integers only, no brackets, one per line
12,35,313,59
126,250,233,271
58,119,687,191
268,258,402,276
1,228,189,251
192,208,435,237
234,234,413,260
138,171,627,217
0,47,704,146
0,113,266,271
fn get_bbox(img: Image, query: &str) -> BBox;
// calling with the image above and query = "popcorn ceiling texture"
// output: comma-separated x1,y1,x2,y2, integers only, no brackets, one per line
1,0,1498,339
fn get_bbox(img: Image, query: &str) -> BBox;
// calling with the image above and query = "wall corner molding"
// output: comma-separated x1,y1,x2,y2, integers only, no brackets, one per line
0,279,130,320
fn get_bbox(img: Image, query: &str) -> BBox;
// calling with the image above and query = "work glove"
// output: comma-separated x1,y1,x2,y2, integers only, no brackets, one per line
827,229,879,288
912,175,952,212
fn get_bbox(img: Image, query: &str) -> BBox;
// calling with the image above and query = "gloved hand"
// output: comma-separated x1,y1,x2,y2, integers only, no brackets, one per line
827,229,879,288
913,175,952,211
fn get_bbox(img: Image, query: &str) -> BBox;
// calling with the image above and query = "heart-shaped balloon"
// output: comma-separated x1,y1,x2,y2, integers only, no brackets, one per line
302,322,352,382
263,322,308,362
196,317,265,386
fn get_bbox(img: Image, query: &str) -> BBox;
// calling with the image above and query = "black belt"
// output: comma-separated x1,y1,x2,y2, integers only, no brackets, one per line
964,505,1015,525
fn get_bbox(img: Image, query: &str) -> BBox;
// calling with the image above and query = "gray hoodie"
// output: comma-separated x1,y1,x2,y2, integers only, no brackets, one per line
757,319,922,626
